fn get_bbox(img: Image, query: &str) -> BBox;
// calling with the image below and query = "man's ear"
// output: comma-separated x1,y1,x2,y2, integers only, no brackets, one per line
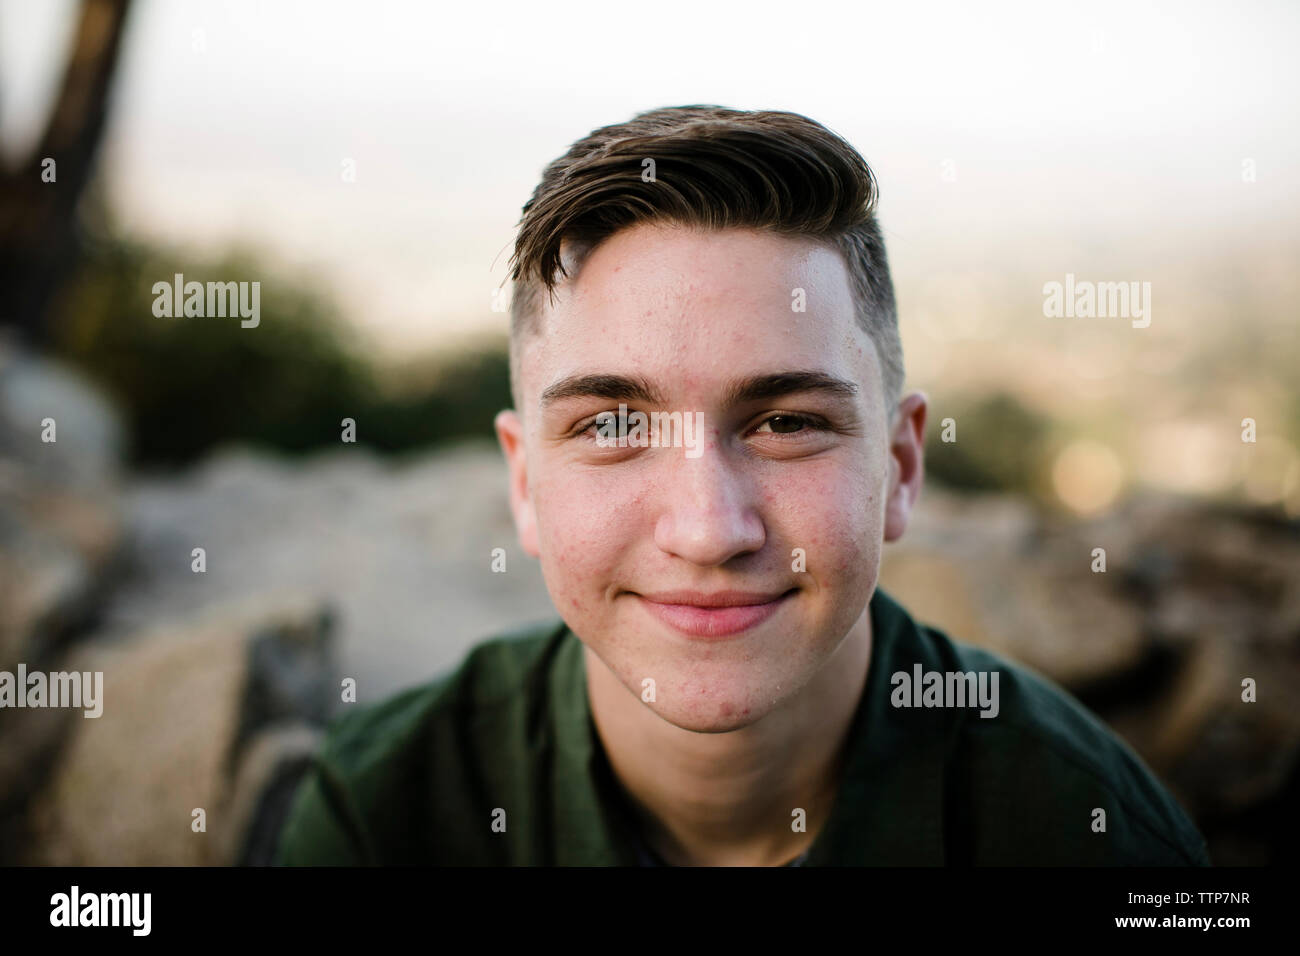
883,391,927,543
494,409,540,558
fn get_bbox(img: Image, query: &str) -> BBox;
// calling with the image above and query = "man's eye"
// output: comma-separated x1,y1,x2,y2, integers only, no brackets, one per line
753,414,824,436
577,412,626,439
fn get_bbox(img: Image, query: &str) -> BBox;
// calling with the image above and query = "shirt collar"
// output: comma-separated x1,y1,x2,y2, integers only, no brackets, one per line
550,628,642,865
802,588,948,865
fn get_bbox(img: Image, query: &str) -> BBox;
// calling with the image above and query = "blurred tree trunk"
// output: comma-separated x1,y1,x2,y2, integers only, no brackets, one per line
0,0,132,346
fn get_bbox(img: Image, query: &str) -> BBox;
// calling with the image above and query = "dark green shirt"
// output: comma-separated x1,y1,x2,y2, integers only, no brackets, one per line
274,588,1211,866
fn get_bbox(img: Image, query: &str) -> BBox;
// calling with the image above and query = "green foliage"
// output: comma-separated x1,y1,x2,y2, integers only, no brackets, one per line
924,392,1053,497
50,236,511,467
359,346,512,455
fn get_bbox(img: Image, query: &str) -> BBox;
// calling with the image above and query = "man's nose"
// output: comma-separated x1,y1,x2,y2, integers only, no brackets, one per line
652,443,765,567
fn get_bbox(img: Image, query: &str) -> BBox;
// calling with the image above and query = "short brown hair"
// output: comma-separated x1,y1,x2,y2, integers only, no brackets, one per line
506,104,902,412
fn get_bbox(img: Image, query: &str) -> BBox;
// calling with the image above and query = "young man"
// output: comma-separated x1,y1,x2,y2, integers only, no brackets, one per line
275,105,1210,866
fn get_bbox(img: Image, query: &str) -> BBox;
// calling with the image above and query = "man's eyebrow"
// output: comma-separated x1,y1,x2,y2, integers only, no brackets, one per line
722,370,859,407
540,373,667,409
538,370,858,410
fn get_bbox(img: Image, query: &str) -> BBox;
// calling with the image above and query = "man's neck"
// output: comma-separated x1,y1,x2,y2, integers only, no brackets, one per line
585,603,874,867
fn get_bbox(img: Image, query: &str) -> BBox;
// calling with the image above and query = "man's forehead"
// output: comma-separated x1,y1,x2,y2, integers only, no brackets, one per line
554,224,845,302
533,227,855,344
517,224,874,411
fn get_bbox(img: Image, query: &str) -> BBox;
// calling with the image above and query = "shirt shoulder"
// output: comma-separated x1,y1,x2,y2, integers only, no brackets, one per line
273,617,568,865
913,618,1211,865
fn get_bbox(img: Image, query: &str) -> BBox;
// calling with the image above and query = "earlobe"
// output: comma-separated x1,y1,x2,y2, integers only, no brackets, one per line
494,410,541,558
882,392,927,543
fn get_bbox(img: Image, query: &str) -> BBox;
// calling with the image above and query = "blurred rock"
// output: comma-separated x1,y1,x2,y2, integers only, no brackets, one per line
881,490,1150,690
100,440,557,702
0,339,128,844
224,723,323,866
0,332,123,489
19,596,335,865
0,336,125,669
0,695,75,854
0,485,122,669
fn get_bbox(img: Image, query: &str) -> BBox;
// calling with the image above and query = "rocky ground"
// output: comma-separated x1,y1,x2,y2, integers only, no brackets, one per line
1,339,1296,865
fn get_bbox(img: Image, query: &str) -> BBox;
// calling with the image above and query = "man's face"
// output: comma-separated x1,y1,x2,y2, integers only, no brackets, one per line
497,222,921,733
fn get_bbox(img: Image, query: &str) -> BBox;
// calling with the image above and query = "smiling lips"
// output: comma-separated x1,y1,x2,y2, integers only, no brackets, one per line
634,588,796,638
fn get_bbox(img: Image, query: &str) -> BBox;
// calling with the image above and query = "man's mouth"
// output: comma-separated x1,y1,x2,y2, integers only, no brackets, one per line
632,588,797,638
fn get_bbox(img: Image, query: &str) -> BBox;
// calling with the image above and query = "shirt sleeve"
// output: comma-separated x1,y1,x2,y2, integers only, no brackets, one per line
273,757,374,866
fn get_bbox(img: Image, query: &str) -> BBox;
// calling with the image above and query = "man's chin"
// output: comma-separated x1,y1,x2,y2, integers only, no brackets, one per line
640,692,779,735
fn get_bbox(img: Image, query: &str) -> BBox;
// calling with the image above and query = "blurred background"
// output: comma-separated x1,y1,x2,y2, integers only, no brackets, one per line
0,0,1297,866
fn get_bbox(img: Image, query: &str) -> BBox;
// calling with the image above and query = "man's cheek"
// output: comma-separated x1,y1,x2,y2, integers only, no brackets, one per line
820,507,879,584
780,487,877,575
534,491,617,579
